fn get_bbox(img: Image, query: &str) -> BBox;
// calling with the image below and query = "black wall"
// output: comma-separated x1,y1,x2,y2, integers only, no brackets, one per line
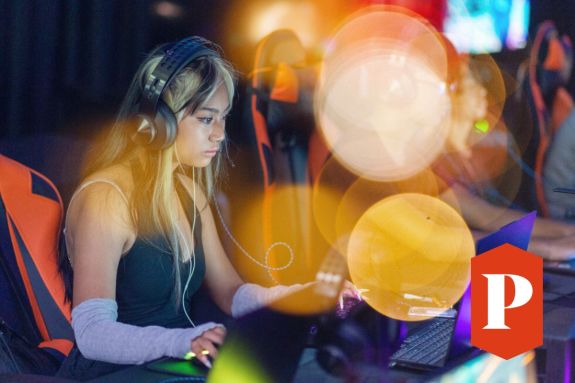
0,0,573,139
0,0,228,140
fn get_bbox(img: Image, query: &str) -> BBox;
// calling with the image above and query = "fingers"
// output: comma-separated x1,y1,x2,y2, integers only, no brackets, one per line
341,288,356,298
190,338,215,368
189,327,227,368
201,327,226,346
341,280,362,300
196,338,218,367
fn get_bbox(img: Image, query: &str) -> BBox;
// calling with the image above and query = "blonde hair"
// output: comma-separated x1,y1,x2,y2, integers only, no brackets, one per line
84,42,236,300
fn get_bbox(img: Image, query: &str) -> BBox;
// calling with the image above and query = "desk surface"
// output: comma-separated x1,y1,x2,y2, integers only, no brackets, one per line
87,348,430,383
88,271,575,383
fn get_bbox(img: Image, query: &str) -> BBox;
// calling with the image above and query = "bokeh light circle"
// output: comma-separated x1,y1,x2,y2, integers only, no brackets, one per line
335,169,454,251
468,53,507,125
434,117,524,231
233,184,342,315
315,6,453,181
347,193,474,321
312,155,358,249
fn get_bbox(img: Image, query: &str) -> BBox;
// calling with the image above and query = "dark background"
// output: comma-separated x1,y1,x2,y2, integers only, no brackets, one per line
2,0,574,140
0,0,574,202
0,0,230,140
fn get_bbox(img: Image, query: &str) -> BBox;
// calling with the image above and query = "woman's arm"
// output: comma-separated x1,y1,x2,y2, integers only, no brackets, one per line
442,183,575,238
66,182,224,365
71,298,224,364
66,183,134,307
182,178,244,314
441,184,575,260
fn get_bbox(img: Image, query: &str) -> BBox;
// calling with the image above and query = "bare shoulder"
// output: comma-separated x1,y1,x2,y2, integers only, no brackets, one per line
67,164,137,305
81,163,134,200
68,164,135,236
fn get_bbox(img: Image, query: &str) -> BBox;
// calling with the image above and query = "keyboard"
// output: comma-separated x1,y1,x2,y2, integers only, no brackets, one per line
389,317,455,370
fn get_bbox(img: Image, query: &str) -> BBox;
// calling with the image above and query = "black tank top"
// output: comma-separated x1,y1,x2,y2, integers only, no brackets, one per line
115,180,205,328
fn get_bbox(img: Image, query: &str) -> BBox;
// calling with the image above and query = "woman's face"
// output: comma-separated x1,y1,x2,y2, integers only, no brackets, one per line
458,66,488,124
448,64,488,156
174,84,230,168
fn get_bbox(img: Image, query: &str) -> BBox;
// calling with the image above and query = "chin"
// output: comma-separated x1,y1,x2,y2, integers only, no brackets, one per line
192,159,213,168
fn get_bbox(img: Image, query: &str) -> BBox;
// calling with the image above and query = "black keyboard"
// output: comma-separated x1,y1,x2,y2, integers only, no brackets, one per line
389,317,455,370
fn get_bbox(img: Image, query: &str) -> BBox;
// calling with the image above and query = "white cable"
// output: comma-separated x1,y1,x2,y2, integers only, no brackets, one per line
181,168,197,328
175,146,197,328
212,197,295,276
175,147,295,287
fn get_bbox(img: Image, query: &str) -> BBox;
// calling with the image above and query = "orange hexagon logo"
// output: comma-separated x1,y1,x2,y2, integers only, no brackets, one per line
471,243,542,359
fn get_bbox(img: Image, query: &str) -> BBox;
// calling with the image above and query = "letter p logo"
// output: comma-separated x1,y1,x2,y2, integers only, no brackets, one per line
472,244,542,359
482,274,533,329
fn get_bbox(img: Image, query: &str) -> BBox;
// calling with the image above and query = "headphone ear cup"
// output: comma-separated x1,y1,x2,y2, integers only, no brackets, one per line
153,101,178,150
131,115,158,147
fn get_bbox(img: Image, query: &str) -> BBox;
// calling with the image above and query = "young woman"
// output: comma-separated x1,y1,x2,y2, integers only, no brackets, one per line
57,36,345,380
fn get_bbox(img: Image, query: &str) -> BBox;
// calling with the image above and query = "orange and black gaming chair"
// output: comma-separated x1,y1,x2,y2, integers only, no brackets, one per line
244,30,327,284
248,29,316,188
0,154,73,368
513,21,574,216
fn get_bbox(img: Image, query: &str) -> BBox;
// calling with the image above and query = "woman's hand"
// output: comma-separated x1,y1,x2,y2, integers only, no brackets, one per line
335,280,363,317
190,326,226,368
529,236,575,261
338,280,362,308
340,280,362,300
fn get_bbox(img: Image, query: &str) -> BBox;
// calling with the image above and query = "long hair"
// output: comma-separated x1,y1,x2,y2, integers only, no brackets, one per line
80,41,236,302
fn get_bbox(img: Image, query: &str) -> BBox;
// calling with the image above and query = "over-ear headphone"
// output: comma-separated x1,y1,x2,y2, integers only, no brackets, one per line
134,36,221,150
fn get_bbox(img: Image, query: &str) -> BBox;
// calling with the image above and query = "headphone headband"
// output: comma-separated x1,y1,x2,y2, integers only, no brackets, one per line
138,36,220,118
132,36,222,150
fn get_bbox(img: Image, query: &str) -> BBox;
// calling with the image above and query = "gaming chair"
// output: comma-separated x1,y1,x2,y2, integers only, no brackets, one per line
0,154,74,373
513,21,574,216
242,29,327,285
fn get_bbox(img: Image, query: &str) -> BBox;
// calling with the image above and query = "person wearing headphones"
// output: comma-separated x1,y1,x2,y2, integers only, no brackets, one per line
57,37,355,380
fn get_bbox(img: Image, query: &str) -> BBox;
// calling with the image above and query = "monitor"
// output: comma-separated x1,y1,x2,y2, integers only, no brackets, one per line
444,0,531,54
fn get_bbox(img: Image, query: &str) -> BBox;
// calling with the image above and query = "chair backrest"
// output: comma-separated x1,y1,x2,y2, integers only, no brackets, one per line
241,30,326,284
512,21,574,216
0,154,73,360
